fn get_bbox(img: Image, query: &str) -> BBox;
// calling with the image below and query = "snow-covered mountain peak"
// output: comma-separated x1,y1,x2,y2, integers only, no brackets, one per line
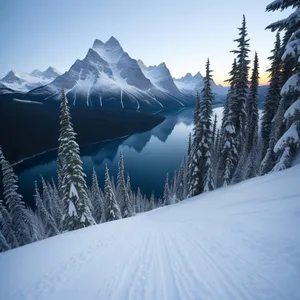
43,67,61,79
194,71,203,80
92,39,104,49
30,69,43,77
105,36,121,48
177,73,193,81
0,67,61,92
137,59,147,70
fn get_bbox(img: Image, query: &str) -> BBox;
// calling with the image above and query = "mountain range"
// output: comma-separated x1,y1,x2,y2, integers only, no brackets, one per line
0,67,61,92
0,37,227,111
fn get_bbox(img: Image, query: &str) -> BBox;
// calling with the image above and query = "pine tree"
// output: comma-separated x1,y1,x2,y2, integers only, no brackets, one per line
116,152,132,218
246,52,260,154
188,133,192,159
198,59,215,192
163,173,170,205
264,0,300,171
0,199,18,249
261,32,282,156
58,89,95,231
91,168,104,223
47,179,63,229
40,176,61,229
148,192,155,211
104,166,121,221
222,59,237,133
0,229,10,252
136,187,143,213
25,208,46,242
126,174,134,215
0,148,32,246
189,59,215,196
212,114,217,145
193,92,201,131
260,98,286,174
176,161,184,201
230,15,250,143
34,182,59,237
220,118,238,186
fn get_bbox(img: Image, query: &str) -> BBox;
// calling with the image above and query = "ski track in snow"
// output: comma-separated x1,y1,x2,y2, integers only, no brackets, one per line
1,166,300,300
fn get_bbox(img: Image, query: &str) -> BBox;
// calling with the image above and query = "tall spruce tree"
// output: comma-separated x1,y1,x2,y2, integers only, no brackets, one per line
0,199,18,249
261,32,282,156
200,59,215,192
264,0,300,172
0,148,32,246
230,15,250,143
163,173,170,205
148,192,155,211
34,182,59,237
91,168,104,223
104,166,121,221
116,152,132,218
58,90,95,231
246,52,260,154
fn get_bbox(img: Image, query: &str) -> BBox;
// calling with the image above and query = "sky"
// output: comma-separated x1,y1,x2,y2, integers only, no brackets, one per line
0,0,291,85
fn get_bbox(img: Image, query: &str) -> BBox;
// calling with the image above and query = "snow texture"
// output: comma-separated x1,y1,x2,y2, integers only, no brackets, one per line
274,122,300,153
281,73,300,96
0,165,300,300
284,98,300,119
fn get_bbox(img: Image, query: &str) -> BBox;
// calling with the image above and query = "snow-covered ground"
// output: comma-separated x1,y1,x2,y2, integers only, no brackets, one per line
1,165,300,300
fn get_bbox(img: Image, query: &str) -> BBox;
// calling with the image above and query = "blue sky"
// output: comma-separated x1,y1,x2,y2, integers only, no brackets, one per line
0,0,290,84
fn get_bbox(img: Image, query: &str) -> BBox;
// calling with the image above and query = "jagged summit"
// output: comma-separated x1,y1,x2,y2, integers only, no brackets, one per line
92,39,104,49
105,36,121,48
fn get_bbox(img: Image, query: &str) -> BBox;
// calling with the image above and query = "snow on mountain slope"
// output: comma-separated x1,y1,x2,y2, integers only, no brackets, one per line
138,60,181,97
1,165,299,300
27,37,186,111
0,67,60,92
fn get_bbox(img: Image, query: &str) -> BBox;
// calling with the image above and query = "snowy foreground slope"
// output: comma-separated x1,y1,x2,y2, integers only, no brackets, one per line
1,167,300,300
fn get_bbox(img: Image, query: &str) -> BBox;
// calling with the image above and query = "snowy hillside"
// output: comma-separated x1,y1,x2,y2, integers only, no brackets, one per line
1,164,299,300
0,67,60,92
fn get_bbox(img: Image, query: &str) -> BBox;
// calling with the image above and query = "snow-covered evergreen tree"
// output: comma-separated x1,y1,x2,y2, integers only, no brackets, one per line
220,118,238,186
136,187,143,213
40,176,62,229
0,199,18,249
246,52,260,155
104,166,121,222
222,59,237,133
0,229,10,252
163,173,170,205
261,32,283,156
47,179,63,229
126,173,134,215
148,192,155,211
176,161,184,201
189,59,216,196
230,15,250,144
24,207,46,242
212,114,217,145
116,152,132,218
264,0,300,171
0,148,32,246
34,182,59,237
91,168,104,223
58,89,95,231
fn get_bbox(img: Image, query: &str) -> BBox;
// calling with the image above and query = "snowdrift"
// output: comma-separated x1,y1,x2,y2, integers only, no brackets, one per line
0,165,300,300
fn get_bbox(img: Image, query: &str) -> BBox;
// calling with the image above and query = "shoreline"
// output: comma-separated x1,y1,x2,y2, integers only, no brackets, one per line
12,134,132,167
